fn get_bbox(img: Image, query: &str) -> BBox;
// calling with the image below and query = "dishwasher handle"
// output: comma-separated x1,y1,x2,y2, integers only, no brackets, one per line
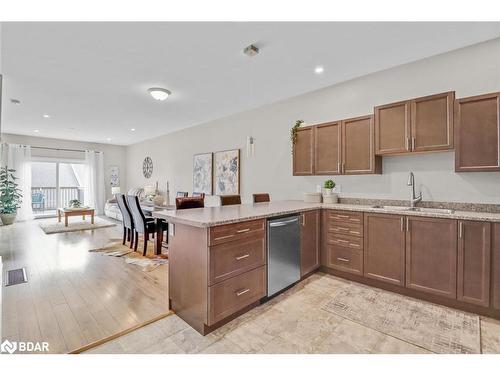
269,217,299,227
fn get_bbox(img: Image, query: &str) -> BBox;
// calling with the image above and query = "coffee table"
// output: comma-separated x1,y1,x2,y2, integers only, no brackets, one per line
57,207,95,227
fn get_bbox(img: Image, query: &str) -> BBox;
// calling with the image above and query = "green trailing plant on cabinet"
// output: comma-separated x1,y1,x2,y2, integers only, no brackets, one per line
290,120,304,153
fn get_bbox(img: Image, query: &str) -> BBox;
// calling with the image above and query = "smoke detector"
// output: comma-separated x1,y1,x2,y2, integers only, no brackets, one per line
243,44,259,57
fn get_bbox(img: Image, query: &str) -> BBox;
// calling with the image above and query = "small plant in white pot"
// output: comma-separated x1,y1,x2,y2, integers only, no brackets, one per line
0,166,23,225
322,179,338,204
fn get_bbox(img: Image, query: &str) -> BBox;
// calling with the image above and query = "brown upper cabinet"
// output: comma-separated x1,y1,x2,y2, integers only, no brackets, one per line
294,115,381,176
314,121,341,175
375,91,454,155
342,115,382,175
293,126,314,175
455,92,500,172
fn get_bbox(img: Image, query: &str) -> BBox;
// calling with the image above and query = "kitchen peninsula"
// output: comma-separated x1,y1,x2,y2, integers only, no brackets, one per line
154,200,500,335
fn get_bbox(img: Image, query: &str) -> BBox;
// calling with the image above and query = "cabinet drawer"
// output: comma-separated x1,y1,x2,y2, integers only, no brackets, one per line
325,245,363,275
208,266,266,325
209,236,266,285
327,210,363,224
209,219,265,246
327,232,363,250
328,222,363,237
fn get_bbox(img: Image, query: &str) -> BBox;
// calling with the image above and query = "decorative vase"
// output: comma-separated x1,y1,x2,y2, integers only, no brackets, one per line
0,212,17,225
153,194,165,206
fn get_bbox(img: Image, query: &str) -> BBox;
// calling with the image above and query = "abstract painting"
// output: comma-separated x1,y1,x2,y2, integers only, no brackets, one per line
193,153,213,194
214,149,240,195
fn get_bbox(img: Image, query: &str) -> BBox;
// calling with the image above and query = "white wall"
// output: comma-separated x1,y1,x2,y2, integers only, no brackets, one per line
0,133,126,199
127,37,500,204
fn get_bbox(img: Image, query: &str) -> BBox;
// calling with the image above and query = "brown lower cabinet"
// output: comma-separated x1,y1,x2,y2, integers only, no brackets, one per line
457,221,491,307
405,216,457,299
492,224,500,311
363,213,406,286
300,210,320,276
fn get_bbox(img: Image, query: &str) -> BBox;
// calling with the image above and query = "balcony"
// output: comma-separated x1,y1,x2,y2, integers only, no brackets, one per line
31,187,85,217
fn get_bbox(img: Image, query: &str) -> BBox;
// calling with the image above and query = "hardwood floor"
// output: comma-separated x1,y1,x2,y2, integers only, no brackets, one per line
0,217,169,353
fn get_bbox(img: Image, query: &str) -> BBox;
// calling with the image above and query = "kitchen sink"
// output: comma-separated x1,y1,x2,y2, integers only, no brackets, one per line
370,205,455,214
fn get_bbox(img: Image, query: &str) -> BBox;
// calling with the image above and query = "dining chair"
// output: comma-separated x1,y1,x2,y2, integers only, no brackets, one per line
127,195,167,255
176,196,205,210
116,194,135,248
192,192,205,198
176,191,188,198
253,193,270,203
220,194,241,206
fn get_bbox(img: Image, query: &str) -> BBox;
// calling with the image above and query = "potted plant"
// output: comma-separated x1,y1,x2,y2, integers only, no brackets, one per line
0,166,23,225
68,199,82,208
323,179,336,194
290,120,304,153
323,179,338,204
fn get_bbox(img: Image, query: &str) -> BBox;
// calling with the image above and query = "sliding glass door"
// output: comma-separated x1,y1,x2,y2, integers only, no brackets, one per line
31,160,85,217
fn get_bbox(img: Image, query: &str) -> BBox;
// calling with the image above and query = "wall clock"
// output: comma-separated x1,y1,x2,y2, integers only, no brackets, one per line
143,156,153,178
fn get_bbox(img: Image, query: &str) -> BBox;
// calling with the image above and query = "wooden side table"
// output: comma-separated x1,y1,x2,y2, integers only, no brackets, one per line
57,207,95,227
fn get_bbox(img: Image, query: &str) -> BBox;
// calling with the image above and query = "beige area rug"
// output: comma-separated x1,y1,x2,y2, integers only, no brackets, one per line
322,283,480,354
89,239,168,272
39,217,116,234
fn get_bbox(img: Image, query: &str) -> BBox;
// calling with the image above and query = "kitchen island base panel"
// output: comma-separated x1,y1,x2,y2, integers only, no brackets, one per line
320,266,500,321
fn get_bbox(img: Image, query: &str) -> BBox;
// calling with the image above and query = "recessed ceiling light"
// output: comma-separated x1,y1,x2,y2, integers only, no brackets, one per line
43,114,50,118
147,88,171,101
106,137,112,141
34,129,39,133
314,66,324,74
131,128,136,132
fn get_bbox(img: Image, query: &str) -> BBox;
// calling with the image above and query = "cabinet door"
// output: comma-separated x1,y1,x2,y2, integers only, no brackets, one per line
492,223,500,311
457,221,491,307
300,210,320,276
374,100,411,155
314,122,341,175
342,115,381,174
455,92,500,172
411,92,454,152
364,213,406,286
293,126,314,175
406,216,457,299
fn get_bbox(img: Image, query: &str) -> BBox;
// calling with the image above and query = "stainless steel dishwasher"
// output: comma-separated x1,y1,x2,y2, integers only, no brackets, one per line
267,215,301,297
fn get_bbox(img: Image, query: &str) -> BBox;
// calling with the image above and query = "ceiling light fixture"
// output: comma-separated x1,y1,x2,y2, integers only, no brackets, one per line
43,114,50,118
106,137,112,141
314,66,324,74
147,88,171,101
34,129,39,133
131,128,136,132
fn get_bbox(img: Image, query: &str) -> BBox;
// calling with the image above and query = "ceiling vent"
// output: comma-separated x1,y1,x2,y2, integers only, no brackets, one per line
243,44,259,57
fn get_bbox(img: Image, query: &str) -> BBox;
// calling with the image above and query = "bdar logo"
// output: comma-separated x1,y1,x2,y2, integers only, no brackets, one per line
1,339,17,354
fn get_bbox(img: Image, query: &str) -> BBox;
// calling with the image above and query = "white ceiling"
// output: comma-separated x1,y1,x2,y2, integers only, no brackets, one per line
2,22,500,145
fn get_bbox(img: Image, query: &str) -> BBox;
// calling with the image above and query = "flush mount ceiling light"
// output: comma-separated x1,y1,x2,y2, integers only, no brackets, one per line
43,114,50,118
314,66,324,74
147,87,171,101
34,129,39,133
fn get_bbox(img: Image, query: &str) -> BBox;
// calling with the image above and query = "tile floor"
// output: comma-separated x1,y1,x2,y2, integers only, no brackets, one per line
86,273,500,354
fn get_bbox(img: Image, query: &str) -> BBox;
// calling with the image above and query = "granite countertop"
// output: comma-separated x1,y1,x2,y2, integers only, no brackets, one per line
152,200,500,227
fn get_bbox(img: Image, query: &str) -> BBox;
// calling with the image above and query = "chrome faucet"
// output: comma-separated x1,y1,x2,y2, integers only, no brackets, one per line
407,171,422,208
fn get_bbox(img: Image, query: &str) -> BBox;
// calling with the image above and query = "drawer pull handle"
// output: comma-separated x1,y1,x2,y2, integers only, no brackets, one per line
336,227,349,231
336,239,349,243
336,215,349,219
350,243,360,248
337,257,350,263
237,228,250,234
350,231,360,234
235,288,250,296
235,254,250,261
214,234,235,241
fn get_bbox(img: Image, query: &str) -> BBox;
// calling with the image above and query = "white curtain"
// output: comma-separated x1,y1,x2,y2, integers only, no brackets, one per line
0,143,34,221
83,150,105,215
